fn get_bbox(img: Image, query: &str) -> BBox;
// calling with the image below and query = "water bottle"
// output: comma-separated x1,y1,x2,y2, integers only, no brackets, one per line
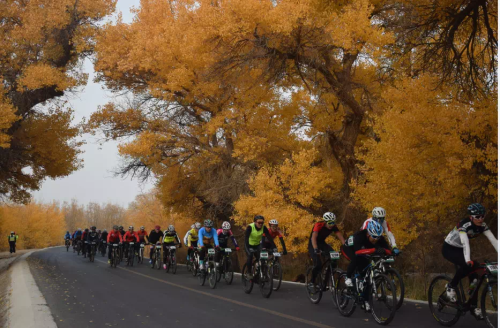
468,279,478,296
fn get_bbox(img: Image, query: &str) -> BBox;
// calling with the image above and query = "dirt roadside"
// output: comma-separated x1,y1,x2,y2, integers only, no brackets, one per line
0,250,40,327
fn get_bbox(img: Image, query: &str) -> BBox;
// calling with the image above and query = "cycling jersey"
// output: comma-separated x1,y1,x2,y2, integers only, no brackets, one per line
148,230,163,244
73,230,83,240
163,231,181,244
216,229,238,248
137,230,148,243
247,223,264,246
107,230,123,243
361,218,396,248
187,228,199,247
86,232,99,242
445,218,497,263
343,229,390,253
123,231,140,243
100,232,108,241
263,228,287,254
64,233,71,239
198,227,219,247
309,222,339,245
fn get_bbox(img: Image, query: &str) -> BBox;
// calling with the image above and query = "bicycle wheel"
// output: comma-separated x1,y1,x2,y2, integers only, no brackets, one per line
165,253,170,273
198,268,206,286
191,259,198,276
156,254,162,270
272,262,283,291
171,253,177,274
386,268,405,310
482,281,498,328
305,266,323,304
370,273,397,325
329,268,343,308
242,263,254,294
428,275,461,326
209,262,217,289
260,263,274,298
224,258,234,285
336,272,356,317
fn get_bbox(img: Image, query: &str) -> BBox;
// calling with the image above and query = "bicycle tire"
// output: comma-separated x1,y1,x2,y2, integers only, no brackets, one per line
386,268,405,310
216,258,223,282
369,273,397,325
305,266,323,304
482,280,498,328
329,268,343,308
336,272,356,317
260,263,273,298
224,258,234,285
199,269,206,286
242,263,254,294
209,262,217,289
428,275,461,327
171,253,177,274
272,262,283,291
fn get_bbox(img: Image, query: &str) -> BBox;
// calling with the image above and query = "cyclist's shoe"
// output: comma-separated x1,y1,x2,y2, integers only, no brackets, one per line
163,264,167,269
345,278,353,288
445,284,457,303
362,301,371,311
149,259,152,264
108,260,111,264
244,272,253,281
471,308,484,320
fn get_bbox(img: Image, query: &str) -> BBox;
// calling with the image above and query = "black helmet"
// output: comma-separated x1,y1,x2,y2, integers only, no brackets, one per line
91,226,96,230
254,215,264,222
468,203,485,216
84,228,89,232
119,225,123,230
204,219,213,228
113,225,118,230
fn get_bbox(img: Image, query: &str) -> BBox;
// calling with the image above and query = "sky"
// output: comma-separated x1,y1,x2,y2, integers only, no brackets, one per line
33,0,150,208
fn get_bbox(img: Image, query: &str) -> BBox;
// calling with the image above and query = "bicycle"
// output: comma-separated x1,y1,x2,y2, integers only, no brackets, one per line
199,248,217,289
137,243,145,264
88,241,97,262
372,254,405,310
126,242,135,266
216,248,234,285
65,239,71,252
189,247,200,276
109,243,120,268
151,243,162,270
163,245,178,274
305,250,343,306
83,241,89,258
242,248,274,298
335,250,398,325
428,260,497,328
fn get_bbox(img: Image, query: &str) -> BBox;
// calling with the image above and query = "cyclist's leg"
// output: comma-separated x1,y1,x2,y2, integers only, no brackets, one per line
199,244,208,269
442,242,467,289
466,261,481,307
245,245,254,270
320,244,334,285
308,243,322,283
108,244,113,260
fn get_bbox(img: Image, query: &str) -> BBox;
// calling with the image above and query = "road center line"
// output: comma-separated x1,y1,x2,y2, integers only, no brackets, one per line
96,260,333,328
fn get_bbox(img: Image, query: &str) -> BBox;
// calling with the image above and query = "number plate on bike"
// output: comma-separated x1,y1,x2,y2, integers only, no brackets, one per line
330,251,340,259
225,248,232,253
487,264,498,273
208,249,215,255
129,242,134,245
91,242,96,245
156,245,162,249
169,246,177,250
113,244,118,246
273,252,281,257
260,252,269,259
383,256,395,263
348,236,354,246
140,244,144,248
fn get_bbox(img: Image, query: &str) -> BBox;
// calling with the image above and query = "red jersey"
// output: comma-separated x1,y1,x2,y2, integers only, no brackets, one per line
107,230,123,243
137,230,148,242
123,231,140,242
266,228,283,239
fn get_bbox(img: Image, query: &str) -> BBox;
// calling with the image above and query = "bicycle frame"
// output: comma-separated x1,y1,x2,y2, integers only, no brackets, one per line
454,267,497,311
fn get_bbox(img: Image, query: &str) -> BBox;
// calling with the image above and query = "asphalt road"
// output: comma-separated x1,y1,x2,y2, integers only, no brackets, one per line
28,247,485,328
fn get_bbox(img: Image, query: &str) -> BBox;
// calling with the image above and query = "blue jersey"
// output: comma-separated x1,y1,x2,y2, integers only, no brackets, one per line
198,227,219,247
64,233,71,239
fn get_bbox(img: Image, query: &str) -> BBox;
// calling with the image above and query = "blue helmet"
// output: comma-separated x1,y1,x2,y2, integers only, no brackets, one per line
367,220,383,238
468,203,485,216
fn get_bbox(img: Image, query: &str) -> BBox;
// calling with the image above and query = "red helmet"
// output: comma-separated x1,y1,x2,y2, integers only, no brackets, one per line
155,225,160,230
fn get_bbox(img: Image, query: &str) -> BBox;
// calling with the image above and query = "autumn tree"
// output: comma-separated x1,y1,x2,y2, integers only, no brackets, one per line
0,0,116,203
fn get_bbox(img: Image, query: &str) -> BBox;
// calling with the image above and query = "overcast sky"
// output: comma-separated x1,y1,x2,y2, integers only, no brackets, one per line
33,0,151,208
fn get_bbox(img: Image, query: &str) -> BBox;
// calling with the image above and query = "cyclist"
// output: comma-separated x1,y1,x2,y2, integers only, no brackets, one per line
217,221,240,250
184,224,195,247
123,226,140,258
100,229,108,253
442,203,498,319
137,226,149,245
342,220,391,310
86,226,99,257
162,225,182,269
309,212,345,287
361,207,399,254
148,225,164,264
198,219,219,271
64,231,72,242
244,215,277,280
107,225,123,264
81,228,89,256
72,228,82,247
187,222,202,262
263,219,287,255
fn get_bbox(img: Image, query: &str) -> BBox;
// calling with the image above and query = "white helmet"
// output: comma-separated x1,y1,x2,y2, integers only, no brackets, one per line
222,221,231,230
372,207,386,220
269,219,278,225
322,212,336,223
194,222,201,229
191,224,195,229
168,225,175,232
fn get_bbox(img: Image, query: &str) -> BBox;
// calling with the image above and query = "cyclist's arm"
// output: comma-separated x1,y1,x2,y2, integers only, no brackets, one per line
213,230,219,247
483,230,498,252
134,232,140,242
244,226,252,250
383,221,397,248
278,236,287,253
459,231,471,262
187,234,192,247
175,234,181,245
229,231,239,248
335,231,345,245
198,229,204,247
311,231,319,249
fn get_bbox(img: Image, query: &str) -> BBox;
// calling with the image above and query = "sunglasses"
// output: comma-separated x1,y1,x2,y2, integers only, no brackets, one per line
256,221,264,225
370,235,381,240
472,215,484,220
326,221,336,226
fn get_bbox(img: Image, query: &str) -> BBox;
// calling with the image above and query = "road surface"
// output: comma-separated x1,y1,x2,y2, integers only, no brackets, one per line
27,247,485,328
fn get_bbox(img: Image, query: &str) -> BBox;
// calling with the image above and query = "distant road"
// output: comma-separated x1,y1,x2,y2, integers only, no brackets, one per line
28,247,483,328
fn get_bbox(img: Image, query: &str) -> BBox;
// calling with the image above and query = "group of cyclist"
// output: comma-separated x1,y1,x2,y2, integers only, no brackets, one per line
63,202,497,321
